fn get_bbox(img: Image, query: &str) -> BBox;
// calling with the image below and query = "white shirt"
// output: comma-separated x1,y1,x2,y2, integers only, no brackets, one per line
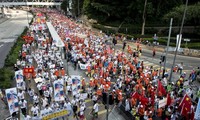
18,91,25,100
24,115,31,120
93,103,99,113
33,95,39,103
31,106,39,116
28,89,34,97
19,100,27,108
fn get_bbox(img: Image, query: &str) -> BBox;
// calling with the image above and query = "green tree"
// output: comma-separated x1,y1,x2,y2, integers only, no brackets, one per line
163,2,200,26
61,0,69,13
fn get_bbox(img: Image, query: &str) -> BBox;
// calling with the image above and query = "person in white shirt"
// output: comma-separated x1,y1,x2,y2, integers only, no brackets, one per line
33,93,39,106
19,99,27,116
41,96,48,109
37,82,43,96
31,104,39,117
28,88,34,103
51,101,59,111
44,89,51,104
92,94,98,105
79,103,85,120
24,114,31,120
18,90,25,101
93,102,99,118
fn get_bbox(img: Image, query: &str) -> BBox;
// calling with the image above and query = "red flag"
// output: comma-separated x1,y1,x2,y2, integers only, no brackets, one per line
179,94,192,117
158,80,166,96
140,96,149,106
167,93,171,106
132,92,139,99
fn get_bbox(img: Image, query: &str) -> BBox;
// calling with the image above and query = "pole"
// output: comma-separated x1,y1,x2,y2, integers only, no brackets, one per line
162,18,173,78
169,0,188,82
106,92,109,120
26,2,30,28
159,61,162,79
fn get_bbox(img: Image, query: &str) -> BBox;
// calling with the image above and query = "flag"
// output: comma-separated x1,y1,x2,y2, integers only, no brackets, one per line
166,93,171,106
79,63,88,70
140,96,149,106
195,98,200,120
28,67,34,74
23,68,29,74
179,94,192,117
132,92,139,100
158,80,166,96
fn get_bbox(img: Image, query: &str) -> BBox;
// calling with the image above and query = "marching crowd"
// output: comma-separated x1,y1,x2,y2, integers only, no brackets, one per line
0,8,200,120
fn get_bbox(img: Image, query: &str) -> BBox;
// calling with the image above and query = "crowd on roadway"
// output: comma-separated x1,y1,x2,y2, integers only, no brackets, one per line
0,7,200,120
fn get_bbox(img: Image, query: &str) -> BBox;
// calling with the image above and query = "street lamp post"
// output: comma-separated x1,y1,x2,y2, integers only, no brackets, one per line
169,0,188,82
162,18,173,78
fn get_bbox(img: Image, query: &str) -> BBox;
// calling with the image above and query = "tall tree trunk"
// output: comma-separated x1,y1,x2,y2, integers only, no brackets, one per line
141,0,147,35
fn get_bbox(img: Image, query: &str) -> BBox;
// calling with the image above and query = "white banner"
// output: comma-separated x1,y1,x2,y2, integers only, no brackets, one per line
158,97,167,108
15,70,23,83
53,79,65,101
5,87,19,115
69,75,81,95
79,63,89,70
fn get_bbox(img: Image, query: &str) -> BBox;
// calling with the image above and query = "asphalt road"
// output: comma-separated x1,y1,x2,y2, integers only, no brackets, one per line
0,9,32,68
115,43,200,72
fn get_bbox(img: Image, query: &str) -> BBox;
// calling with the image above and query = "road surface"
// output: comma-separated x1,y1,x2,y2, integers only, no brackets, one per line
0,9,32,68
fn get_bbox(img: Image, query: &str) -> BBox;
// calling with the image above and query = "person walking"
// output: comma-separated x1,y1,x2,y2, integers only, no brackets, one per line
153,48,156,57
19,99,27,116
92,102,99,119
177,62,183,74
122,41,127,51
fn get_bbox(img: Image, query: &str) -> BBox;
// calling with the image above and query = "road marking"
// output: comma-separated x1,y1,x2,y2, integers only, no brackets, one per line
0,44,3,48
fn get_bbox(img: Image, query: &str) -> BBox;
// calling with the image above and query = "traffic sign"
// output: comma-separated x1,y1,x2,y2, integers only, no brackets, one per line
184,39,190,42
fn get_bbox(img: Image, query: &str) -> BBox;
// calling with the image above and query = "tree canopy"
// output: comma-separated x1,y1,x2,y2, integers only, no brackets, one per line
81,0,199,26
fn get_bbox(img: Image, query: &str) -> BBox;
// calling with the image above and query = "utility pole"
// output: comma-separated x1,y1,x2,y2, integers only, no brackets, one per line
106,92,109,120
169,0,188,82
141,0,147,35
162,18,173,78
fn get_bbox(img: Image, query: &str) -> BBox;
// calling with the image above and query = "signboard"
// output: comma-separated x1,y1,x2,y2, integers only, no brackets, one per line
5,87,19,115
53,79,65,101
184,39,190,42
69,75,81,96
158,98,167,108
15,70,23,83
79,63,89,70
42,110,68,120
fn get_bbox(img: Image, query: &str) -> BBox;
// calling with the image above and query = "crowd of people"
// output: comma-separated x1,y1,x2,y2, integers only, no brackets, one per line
0,7,200,120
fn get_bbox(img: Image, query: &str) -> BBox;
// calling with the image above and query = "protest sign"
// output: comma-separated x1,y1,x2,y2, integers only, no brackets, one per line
15,70,23,83
5,87,19,115
69,75,81,95
79,63,89,70
53,79,65,101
